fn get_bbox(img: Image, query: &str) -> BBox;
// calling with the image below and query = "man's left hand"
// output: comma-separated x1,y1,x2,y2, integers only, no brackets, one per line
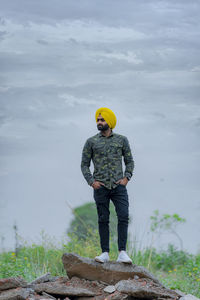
115,177,129,186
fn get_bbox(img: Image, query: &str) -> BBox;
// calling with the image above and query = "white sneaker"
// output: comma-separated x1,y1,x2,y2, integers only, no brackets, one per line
117,251,132,264
95,252,109,263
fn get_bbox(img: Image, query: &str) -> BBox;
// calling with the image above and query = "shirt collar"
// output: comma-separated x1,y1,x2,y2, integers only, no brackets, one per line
98,130,114,138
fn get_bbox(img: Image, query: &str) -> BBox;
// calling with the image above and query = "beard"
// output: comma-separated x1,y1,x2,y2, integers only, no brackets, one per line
97,124,109,131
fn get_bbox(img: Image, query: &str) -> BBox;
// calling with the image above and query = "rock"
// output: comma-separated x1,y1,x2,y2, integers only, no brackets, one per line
41,292,57,299
74,298,96,300
0,287,31,300
105,291,130,300
34,282,96,297
28,296,55,300
74,298,99,300
62,253,164,285
29,273,57,285
0,278,27,291
175,289,186,297
180,295,200,300
55,277,69,284
104,285,116,293
75,295,128,300
29,297,53,300
115,279,180,299
28,293,57,300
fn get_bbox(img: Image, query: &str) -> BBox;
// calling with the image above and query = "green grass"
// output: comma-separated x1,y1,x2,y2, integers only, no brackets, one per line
151,246,200,297
0,231,199,297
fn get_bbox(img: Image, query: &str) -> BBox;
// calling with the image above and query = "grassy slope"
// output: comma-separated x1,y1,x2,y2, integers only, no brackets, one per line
0,233,199,297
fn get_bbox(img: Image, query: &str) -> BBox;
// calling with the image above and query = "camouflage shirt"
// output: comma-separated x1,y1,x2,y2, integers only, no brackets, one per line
81,131,134,190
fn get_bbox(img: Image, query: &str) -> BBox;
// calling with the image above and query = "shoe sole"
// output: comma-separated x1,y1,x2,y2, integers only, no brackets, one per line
95,257,109,263
117,260,132,264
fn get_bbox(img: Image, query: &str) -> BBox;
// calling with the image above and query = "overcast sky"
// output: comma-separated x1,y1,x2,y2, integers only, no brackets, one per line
0,0,200,253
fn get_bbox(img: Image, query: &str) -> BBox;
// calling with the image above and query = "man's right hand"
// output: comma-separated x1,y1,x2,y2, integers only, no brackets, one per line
91,180,105,190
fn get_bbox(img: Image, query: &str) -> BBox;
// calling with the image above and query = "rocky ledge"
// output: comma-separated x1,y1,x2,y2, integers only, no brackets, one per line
0,253,199,300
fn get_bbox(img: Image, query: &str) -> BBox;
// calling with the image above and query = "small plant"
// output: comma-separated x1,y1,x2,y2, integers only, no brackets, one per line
147,210,186,269
151,244,191,271
150,210,186,249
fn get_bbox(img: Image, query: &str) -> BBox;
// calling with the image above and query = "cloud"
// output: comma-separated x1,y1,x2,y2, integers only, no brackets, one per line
0,30,7,40
37,39,49,45
191,66,200,72
59,94,97,107
97,51,143,64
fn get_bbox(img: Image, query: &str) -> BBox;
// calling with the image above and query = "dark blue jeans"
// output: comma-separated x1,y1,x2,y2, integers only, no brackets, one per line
93,184,129,253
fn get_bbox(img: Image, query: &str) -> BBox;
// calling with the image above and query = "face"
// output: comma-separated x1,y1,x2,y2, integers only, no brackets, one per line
97,114,109,131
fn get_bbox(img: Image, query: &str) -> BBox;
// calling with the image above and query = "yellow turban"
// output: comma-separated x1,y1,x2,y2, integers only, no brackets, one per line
95,107,117,129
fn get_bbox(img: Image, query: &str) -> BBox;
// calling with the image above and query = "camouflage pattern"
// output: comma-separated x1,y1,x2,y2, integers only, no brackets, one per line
81,131,134,190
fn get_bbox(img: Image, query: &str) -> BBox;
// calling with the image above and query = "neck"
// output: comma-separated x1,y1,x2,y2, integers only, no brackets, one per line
101,128,112,137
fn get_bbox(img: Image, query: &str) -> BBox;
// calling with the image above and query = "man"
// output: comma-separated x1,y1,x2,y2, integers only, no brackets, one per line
81,107,134,263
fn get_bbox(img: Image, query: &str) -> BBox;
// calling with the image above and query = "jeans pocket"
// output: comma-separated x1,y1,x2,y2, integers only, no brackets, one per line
94,185,104,192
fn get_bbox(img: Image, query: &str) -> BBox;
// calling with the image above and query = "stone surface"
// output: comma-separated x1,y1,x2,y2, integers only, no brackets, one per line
0,278,27,291
175,289,186,297
29,273,58,285
75,295,129,300
103,285,116,293
0,287,31,300
74,298,96,300
28,296,55,300
105,291,130,300
180,295,200,300
115,279,180,299
35,298,54,300
28,293,57,300
34,282,96,297
29,297,52,300
41,292,57,299
75,297,102,300
62,252,164,285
